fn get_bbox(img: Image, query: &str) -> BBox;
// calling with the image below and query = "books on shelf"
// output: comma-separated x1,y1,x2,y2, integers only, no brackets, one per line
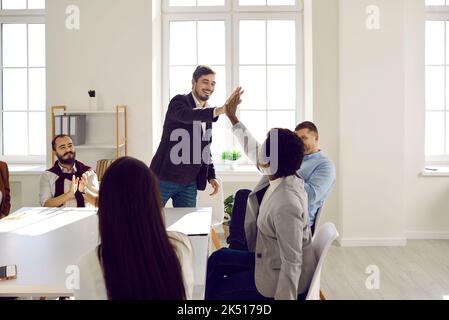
51,105,127,166
54,115,86,146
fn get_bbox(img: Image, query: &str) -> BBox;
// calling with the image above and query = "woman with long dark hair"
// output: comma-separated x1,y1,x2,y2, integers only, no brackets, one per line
75,157,193,300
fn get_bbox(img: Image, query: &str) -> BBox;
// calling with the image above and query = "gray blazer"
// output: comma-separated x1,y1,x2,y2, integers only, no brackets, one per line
233,122,317,300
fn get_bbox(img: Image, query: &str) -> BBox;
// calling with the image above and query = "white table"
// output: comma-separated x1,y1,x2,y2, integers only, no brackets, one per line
0,207,211,299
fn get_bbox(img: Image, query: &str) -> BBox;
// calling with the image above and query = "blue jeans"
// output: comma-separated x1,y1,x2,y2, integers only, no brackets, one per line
205,248,271,300
159,179,197,208
227,189,251,250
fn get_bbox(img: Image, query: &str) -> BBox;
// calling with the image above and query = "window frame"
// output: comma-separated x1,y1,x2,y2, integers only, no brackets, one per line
234,0,302,13
162,13,233,115
163,0,302,14
162,1,304,163
163,0,232,13
425,5,449,164
0,6,45,164
232,12,304,129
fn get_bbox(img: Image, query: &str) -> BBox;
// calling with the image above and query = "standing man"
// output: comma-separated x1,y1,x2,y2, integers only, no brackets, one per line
151,65,242,207
40,135,99,208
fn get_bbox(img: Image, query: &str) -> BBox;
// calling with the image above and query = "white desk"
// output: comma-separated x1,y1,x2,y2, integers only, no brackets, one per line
0,207,211,299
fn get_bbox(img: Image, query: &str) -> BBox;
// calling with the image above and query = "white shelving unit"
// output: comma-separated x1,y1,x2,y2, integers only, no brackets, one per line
51,105,128,168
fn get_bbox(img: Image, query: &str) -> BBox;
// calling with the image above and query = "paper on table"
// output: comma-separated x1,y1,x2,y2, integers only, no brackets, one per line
0,208,70,233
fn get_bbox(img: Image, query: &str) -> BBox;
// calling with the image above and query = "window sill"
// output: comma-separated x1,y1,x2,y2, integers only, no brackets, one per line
215,164,262,182
422,166,449,177
8,164,46,176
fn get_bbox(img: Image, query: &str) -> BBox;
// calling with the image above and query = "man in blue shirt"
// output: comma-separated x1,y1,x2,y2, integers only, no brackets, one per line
294,122,336,233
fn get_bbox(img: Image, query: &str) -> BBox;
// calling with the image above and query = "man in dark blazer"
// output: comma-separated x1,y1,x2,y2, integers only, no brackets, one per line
151,66,242,207
0,161,11,219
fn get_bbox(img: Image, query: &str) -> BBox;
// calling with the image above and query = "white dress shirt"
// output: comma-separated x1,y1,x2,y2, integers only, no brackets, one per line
39,162,99,208
192,92,217,134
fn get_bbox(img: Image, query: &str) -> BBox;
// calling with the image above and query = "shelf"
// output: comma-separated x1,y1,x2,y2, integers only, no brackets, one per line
75,144,125,150
53,110,122,116
51,105,128,163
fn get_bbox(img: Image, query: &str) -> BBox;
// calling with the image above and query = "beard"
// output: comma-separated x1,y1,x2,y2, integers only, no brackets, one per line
194,88,211,102
57,151,76,165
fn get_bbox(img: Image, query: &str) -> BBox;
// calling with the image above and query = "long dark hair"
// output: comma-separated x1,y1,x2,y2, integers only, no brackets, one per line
97,157,186,300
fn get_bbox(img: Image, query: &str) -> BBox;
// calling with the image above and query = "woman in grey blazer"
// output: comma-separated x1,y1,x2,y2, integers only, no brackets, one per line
205,128,317,300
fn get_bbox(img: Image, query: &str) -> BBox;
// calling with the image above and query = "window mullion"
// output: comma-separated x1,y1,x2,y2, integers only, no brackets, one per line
423,12,449,161
445,21,447,156
265,19,268,137
26,23,30,156
233,13,239,153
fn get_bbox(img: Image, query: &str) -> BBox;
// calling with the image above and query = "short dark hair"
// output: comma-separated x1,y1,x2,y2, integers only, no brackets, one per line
265,128,305,178
295,121,319,135
192,65,216,82
52,134,72,151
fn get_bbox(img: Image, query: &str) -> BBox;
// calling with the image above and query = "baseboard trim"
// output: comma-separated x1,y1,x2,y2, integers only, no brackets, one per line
406,232,449,240
338,237,407,247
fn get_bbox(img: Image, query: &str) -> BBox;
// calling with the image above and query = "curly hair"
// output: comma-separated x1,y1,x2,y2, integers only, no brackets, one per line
265,128,305,178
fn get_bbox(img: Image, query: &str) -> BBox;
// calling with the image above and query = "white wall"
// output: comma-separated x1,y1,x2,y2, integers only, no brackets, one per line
10,175,41,212
309,0,341,233
314,0,449,244
46,0,154,165
404,0,449,239
339,0,406,245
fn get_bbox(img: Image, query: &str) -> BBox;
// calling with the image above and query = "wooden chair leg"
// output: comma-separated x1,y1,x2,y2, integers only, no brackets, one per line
320,290,326,300
211,228,222,250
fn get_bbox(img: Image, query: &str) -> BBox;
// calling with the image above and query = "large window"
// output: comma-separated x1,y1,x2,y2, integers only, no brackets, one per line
163,0,303,161
0,1,46,163
425,1,449,162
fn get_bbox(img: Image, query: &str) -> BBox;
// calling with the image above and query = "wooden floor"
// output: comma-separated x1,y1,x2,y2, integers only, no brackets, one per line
321,240,449,300
216,230,449,300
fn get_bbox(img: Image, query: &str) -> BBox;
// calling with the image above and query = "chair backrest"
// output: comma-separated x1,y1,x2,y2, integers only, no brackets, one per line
306,222,339,300
196,177,224,227
95,159,115,182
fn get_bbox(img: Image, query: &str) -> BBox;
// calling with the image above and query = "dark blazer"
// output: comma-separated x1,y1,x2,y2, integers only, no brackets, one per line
0,161,11,218
150,93,218,191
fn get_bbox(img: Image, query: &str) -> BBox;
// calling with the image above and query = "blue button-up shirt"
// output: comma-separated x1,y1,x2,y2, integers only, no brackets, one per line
297,151,336,226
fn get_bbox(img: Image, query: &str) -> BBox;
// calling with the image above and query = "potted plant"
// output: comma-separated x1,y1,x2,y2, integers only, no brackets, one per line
88,90,97,110
221,150,242,170
222,194,234,239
